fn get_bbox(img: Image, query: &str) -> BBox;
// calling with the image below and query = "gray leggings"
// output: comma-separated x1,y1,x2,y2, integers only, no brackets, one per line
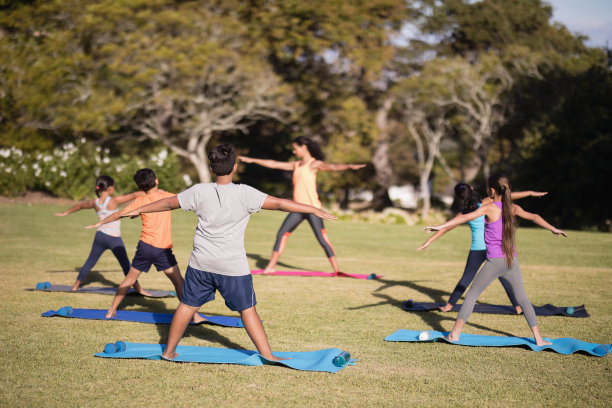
457,257,538,328
272,212,335,257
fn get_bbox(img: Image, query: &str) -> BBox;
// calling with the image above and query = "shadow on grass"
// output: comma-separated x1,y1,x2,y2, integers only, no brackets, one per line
47,267,123,274
348,278,515,337
246,252,304,270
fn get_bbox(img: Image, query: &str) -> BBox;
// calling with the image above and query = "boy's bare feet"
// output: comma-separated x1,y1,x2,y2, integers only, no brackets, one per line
438,303,453,312
105,310,116,319
135,288,153,297
162,352,178,360
192,314,207,324
71,283,81,291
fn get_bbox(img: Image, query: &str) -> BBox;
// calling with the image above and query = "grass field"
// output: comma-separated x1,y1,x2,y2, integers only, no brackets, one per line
0,202,611,407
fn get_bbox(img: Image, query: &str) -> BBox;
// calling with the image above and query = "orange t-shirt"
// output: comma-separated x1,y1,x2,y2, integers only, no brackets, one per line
123,190,175,249
292,158,321,208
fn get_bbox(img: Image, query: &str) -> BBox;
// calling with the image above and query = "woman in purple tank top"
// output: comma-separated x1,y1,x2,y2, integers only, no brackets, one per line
423,174,567,346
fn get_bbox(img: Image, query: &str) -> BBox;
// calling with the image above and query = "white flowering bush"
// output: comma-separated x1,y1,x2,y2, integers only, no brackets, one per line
0,140,192,199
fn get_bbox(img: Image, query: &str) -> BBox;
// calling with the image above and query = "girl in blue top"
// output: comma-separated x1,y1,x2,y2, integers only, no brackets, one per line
416,182,546,312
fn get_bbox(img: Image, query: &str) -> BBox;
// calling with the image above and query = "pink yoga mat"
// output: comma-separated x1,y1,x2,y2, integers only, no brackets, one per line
251,270,381,280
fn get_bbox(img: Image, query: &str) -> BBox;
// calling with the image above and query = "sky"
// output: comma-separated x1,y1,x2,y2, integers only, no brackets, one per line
546,0,612,48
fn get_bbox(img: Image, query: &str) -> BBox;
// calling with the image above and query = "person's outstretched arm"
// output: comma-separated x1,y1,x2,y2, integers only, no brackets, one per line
85,197,179,229
262,196,336,220
422,205,489,232
511,191,547,200
54,199,96,216
113,190,146,205
239,156,294,171
313,161,366,172
416,222,459,251
512,204,567,237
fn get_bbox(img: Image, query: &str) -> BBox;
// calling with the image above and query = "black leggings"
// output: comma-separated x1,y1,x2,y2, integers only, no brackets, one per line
447,249,519,307
77,231,131,282
272,213,335,258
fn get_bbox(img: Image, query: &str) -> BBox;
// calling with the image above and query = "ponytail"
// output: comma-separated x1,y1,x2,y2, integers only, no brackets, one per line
95,175,114,197
294,136,325,161
488,174,515,267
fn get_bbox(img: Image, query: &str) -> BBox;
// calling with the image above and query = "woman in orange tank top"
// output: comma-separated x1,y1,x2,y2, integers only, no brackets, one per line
240,136,365,274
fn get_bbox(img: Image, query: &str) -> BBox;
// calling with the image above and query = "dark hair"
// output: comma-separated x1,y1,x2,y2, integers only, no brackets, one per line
95,175,114,197
450,183,480,214
294,136,325,161
487,173,515,267
133,168,157,192
208,143,236,176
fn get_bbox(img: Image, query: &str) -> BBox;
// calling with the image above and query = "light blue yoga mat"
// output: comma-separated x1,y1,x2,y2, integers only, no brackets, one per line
384,329,611,357
94,342,356,373
42,307,243,328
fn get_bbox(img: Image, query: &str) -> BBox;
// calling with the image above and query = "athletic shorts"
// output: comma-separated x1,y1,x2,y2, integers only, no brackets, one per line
181,265,256,311
131,240,177,273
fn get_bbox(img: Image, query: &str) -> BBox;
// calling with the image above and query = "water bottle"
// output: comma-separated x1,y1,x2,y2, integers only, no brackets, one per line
332,351,351,367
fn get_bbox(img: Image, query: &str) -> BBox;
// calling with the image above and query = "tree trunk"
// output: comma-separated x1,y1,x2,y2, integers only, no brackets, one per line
419,172,431,219
371,97,394,211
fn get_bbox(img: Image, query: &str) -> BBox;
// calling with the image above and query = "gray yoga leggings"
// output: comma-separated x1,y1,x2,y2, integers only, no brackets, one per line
457,257,538,328
272,212,335,257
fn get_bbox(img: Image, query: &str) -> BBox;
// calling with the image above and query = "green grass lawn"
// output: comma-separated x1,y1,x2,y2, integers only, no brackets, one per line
1,202,611,407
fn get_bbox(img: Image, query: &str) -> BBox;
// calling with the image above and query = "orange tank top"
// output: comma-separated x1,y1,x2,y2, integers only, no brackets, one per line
292,158,321,208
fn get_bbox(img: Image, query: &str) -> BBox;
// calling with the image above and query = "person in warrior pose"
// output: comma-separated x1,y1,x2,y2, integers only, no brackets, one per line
422,174,566,346
239,136,364,274
417,182,547,313
55,175,148,293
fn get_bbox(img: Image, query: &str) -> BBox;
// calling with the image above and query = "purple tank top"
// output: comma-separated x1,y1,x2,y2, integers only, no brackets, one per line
484,201,508,259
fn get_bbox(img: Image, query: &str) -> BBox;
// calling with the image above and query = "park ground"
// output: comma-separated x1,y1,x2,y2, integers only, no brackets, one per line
0,202,611,407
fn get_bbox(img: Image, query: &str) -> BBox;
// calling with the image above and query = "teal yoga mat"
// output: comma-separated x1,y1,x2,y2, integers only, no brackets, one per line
42,307,243,328
33,282,175,298
95,341,356,373
385,329,611,357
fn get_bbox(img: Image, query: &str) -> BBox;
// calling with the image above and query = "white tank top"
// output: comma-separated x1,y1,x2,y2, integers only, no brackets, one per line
96,196,121,237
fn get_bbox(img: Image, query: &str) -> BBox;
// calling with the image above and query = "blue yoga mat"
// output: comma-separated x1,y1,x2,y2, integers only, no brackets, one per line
33,282,175,298
42,307,243,328
94,341,356,373
401,299,589,317
385,329,611,357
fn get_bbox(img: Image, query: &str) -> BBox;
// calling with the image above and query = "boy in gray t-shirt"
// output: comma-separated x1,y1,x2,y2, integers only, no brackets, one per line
123,143,336,361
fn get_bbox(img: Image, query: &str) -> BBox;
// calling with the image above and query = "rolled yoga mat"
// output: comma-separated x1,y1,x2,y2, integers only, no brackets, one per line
95,341,356,373
401,299,589,317
384,329,611,357
42,307,243,328
33,282,175,298
251,270,381,280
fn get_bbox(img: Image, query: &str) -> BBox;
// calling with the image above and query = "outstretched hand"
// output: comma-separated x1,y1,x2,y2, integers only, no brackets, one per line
54,212,67,216
421,226,439,233
314,208,337,221
238,155,253,163
416,242,429,251
85,222,101,229
532,191,548,198
552,228,568,237
349,164,366,170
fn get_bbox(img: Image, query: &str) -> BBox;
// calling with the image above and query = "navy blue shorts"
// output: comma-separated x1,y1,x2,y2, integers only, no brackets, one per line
131,240,177,273
181,266,257,311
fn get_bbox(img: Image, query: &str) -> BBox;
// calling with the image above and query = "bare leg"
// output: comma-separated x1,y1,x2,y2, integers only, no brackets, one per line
329,256,340,275
531,325,552,346
106,267,142,318
163,265,206,323
515,305,523,314
240,306,287,361
72,280,82,291
446,318,465,342
263,251,281,274
162,302,199,360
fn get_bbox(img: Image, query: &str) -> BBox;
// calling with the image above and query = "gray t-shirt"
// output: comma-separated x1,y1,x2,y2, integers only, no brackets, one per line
177,182,267,276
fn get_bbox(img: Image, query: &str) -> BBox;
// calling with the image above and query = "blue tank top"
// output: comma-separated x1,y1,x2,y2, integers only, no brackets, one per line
468,203,486,251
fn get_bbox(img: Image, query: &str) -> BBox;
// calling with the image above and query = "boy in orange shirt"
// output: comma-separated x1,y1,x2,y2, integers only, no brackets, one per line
87,168,204,322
